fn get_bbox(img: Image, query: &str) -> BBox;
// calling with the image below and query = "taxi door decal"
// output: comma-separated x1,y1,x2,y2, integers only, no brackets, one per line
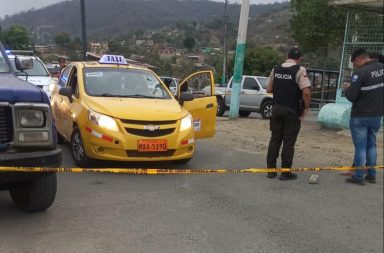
178,70,216,139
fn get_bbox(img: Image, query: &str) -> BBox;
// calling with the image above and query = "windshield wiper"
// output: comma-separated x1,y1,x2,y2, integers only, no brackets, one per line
98,93,159,99
124,94,159,99
99,93,129,97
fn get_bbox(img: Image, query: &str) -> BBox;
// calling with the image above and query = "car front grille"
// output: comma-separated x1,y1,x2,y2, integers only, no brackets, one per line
126,149,176,158
125,128,175,137
120,119,177,125
0,106,12,144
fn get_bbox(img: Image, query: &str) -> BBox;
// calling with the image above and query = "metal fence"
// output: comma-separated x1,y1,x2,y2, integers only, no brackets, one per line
336,10,384,104
307,69,339,110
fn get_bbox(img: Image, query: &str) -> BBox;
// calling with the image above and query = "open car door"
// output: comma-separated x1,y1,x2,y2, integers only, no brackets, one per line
177,70,217,139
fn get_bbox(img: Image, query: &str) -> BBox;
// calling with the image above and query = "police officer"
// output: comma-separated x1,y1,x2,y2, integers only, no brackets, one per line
266,46,311,180
344,48,384,185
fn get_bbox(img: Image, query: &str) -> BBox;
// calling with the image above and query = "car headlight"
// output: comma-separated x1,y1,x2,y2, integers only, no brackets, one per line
18,109,46,128
49,83,56,93
179,114,193,132
88,110,119,132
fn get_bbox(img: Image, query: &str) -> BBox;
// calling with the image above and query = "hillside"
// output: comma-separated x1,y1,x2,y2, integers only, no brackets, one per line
0,0,290,40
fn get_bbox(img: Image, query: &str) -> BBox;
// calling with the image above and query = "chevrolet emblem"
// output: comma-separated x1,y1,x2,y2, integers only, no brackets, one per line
144,125,160,131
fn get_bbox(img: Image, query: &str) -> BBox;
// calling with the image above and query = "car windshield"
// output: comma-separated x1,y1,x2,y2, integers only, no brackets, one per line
257,77,268,89
10,57,49,76
84,68,171,99
0,50,10,73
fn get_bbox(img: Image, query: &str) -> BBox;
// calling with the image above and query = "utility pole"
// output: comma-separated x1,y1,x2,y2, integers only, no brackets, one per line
221,0,228,85
229,0,250,120
80,0,87,61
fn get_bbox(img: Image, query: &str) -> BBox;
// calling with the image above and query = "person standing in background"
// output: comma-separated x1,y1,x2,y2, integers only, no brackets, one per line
344,48,384,185
266,46,311,180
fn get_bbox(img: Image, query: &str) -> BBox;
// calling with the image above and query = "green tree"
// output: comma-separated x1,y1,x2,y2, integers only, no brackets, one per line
229,47,284,77
108,39,131,57
54,32,71,51
2,25,30,50
290,0,346,51
183,36,195,52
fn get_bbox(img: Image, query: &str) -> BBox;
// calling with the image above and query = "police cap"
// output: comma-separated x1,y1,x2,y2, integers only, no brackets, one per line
288,46,303,60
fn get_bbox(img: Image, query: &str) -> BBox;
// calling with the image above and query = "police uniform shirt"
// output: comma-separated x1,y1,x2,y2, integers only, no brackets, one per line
345,60,384,117
267,59,311,91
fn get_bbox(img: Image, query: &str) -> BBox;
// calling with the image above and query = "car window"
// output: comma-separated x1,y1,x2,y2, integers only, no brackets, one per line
180,72,212,97
84,68,171,99
256,77,268,89
10,57,49,76
243,77,259,90
170,79,177,88
0,50,10,73
59,66,72,87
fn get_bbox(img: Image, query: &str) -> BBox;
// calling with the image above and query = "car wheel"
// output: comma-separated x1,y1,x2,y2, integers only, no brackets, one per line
239,111,251,117
261,100,273,119
71,126,92,167
216,96,226,117
9,173,57,212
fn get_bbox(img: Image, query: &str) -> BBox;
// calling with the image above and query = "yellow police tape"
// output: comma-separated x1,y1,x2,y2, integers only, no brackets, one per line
0,165,383,174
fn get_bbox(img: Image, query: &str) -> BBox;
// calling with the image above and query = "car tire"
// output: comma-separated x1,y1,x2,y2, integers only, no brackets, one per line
71,126,92,167
261,100,273,119
216,96,226,117
239,111,251,117
9,173,57,212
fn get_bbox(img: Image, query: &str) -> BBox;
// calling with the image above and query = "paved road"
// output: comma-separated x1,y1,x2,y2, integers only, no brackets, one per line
1,139,383,253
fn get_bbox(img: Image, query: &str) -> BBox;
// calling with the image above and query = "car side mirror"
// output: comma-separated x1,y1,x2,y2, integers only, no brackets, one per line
180,92,194,101
59,87,73,102
178,92,194,106
15,56,33,71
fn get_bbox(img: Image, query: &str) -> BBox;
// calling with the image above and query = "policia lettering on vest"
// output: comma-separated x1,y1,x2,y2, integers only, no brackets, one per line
265,46,312,180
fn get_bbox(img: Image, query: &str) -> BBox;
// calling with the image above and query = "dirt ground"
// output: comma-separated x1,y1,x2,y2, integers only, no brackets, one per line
211,112,384,168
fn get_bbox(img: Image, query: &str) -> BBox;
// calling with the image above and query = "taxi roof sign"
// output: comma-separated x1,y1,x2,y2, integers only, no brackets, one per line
99,54,128,65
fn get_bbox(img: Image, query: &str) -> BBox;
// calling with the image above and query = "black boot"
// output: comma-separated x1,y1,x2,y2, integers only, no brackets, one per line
279,172,297,180
267,172,277,178
345,176,365,185
364,175,376,184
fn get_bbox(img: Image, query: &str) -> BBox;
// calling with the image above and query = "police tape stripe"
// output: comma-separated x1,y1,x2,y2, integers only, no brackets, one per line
0,165,383,174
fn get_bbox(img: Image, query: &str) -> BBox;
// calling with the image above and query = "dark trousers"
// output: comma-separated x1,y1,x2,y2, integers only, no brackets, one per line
267,105,301,169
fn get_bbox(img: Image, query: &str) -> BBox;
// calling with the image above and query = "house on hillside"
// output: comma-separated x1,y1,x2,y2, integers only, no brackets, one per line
89,41,109,55
135,40,154,48
159,47,176,59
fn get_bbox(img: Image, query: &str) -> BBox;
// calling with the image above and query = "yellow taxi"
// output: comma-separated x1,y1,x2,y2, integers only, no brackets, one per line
50,55,216,166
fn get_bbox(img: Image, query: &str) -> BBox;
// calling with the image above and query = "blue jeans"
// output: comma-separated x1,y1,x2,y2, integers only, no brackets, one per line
350,117,383,179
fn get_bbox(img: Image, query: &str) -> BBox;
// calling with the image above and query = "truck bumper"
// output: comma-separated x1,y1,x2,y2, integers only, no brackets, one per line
0,149,62,185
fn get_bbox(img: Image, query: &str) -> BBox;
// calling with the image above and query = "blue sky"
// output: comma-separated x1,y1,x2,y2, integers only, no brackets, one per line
1,0,288,19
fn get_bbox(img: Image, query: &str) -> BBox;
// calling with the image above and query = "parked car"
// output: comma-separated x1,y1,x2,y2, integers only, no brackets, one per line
214,75,273,118
7,53,53,98
0,42,61,212
160,76,180,95
50,55,216,167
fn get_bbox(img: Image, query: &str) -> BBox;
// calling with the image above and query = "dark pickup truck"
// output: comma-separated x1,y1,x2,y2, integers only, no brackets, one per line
0,42,61,212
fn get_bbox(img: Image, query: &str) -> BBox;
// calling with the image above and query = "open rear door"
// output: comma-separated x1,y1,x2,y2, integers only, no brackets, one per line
178,71,217,139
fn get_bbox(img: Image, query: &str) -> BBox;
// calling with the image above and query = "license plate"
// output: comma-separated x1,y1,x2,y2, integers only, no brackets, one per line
138,140,167,152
